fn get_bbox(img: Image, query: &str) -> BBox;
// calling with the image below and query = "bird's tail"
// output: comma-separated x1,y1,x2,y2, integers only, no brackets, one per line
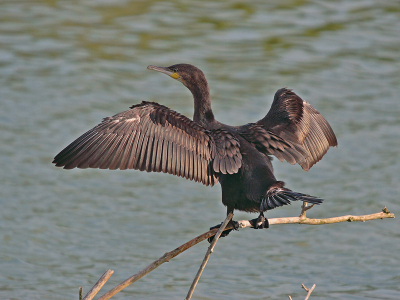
260,187,323,211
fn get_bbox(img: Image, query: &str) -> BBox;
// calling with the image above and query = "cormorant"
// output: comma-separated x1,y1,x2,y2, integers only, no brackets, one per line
53,64,337,235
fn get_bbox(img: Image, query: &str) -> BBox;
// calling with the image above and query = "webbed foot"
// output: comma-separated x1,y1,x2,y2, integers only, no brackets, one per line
207,220,239,243
251,212,269,229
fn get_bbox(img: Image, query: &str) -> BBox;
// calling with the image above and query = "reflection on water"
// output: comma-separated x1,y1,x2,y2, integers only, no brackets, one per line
1,1,399,299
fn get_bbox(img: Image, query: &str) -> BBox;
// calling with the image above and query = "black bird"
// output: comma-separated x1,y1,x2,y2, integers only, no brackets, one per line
53,64,337,234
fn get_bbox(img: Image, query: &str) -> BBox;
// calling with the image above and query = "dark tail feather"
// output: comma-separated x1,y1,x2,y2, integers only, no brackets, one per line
281,191,324,205
260,189,323,211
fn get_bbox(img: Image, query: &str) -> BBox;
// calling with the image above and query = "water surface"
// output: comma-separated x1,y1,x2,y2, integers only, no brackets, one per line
1,0,399,299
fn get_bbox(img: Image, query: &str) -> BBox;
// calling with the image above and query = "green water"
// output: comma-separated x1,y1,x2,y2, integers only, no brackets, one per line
1,0,399,299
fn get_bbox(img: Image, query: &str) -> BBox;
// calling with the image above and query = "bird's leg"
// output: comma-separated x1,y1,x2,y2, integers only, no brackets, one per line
207,209,239,243
251,212,269,229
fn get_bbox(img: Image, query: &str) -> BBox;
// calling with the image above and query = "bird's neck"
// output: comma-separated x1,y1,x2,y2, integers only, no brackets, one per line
191,85,214,127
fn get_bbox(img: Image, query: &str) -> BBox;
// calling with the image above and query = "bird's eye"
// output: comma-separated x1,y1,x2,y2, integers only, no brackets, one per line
171,68,178,73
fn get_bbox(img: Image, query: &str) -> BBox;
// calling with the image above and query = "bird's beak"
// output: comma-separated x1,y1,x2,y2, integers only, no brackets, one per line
147,65,180,80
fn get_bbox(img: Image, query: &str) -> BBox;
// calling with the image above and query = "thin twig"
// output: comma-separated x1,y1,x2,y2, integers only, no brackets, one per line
185,213,233,300
82,269,114,300
288,283,316,300
300,201,315,219
302,283,316,300
79,287,82,300
92,207,394,300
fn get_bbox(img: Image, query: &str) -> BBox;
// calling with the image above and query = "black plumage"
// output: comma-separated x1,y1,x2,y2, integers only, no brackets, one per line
53,64,337,227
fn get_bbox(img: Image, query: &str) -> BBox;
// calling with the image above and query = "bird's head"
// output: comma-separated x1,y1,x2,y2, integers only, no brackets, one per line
147,63,208,93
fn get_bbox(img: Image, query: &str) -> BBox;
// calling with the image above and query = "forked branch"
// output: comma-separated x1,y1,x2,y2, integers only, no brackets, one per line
288,284,316,300
86,207,394,300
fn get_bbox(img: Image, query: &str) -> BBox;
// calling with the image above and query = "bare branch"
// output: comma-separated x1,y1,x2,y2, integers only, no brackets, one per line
299,202,315,219
302,283,316,300
239,207,394,228
185,213,233,300
288,283,316,300
91,207,394,300
97,225,223,300
82,269,113,300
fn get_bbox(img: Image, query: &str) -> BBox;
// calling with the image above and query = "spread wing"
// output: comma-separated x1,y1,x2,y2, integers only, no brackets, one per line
240,88,337,171
53,101,242,186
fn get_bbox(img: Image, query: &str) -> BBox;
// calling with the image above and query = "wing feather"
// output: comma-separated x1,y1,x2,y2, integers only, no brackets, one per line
99,135,123,169
109,134,130,170
67,132,105,168
238,124,305,165
209,129,242,175
53,102,223,186
128,126,142,169
119,130,136,170
86,133,116,169
239,88,337,171
58,130,100,167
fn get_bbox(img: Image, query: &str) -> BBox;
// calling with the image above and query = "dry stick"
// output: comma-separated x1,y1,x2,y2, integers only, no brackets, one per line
238,206,395,229
82,269,114,300
288,284,316,300
95,207,394,300
245,207,394,227
185,212,233,300
300,201,315,219
302,284,316,300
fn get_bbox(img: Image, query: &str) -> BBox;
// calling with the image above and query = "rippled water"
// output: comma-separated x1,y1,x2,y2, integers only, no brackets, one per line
1,1,399,299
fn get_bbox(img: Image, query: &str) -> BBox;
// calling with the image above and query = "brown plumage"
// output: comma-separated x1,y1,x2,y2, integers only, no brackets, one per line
53,64,337,231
